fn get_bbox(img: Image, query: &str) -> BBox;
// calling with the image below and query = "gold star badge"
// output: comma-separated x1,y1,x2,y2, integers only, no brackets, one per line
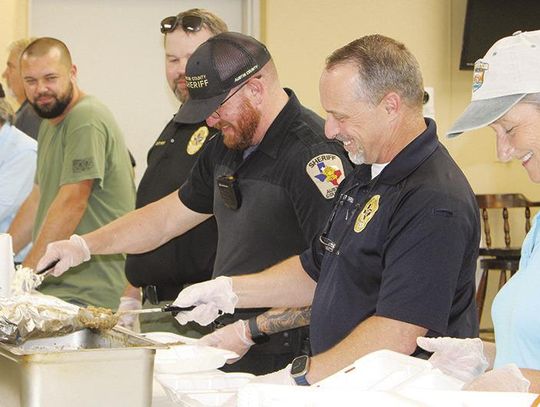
187,126,210,155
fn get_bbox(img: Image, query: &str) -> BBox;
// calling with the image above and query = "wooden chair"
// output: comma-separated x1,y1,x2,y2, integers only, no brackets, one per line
475,194,540,327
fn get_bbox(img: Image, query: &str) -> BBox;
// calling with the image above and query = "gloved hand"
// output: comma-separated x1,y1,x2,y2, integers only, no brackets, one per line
249,364,296,386
36,235,91,277
464,364,530,392
198,320,254,363
116,296,142,332
173,276,238,326
416,336,489,383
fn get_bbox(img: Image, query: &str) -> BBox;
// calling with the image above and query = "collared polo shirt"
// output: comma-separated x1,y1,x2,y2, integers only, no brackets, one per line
180,89,352,277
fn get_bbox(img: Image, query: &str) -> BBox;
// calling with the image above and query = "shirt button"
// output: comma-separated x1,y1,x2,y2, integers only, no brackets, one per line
170,138,175,143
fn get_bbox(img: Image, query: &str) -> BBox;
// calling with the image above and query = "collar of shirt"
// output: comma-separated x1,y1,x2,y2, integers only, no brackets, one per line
353,118,439,186
252,88,301,160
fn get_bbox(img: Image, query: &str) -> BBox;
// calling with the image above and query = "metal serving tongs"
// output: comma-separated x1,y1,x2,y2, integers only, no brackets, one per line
10,260,61,295
35,259,60,279
77,304,195,330
29,259,61,289
124,304,195,316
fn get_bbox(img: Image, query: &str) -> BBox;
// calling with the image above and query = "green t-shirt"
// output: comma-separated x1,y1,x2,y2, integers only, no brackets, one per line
35,95,135,309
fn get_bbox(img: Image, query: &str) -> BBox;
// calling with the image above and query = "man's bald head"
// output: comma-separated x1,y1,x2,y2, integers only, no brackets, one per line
21,37,73,68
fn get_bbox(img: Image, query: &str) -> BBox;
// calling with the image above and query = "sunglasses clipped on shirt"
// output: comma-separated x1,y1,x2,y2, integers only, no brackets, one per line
160,14,203,34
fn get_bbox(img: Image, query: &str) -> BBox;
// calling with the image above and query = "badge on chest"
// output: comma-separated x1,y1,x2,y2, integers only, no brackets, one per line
354,194,380,233
186,126,209,155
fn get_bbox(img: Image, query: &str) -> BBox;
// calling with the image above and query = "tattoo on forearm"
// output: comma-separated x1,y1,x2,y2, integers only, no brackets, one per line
258,307,311,335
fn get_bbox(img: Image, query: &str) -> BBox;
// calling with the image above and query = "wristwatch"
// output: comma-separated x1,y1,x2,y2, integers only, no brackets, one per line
247,316,270,344
290,354,310,386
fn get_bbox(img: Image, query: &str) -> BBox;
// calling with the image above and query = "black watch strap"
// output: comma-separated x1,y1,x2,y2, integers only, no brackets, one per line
247,316,270,344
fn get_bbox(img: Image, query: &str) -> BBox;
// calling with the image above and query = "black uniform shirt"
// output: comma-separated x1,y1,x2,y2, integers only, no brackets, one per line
15,100,42,140
301,119,480,355
179,89,352,277
125,119,218,301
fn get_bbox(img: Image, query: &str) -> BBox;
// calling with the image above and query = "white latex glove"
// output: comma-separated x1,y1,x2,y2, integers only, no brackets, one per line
250,364,296,386
116,296,141,332
464,364,531,392
36,235,91,277
416,336,489,383
173,276,238,326
198,320,254,363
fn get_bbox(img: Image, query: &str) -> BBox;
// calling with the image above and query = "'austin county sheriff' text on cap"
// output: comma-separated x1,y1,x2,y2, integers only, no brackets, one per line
175,32,271,124
447,30,540,137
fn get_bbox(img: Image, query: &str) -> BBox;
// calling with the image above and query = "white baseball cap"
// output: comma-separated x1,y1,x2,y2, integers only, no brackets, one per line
447,30,540,137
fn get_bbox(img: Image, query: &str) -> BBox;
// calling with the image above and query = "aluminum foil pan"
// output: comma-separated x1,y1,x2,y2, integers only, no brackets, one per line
0,293,81,344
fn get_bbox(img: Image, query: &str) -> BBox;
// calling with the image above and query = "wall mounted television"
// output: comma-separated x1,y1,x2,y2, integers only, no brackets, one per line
460,0,540,70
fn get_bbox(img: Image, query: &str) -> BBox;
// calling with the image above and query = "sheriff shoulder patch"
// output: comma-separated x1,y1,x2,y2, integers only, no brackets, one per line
306,154,345,199
187,126,210,155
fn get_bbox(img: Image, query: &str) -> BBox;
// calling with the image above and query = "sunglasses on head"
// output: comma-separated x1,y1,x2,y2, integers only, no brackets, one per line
160,14,203,34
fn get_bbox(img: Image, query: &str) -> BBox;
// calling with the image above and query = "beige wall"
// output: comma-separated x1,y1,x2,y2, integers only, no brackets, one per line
2,0,538,202
2,0,537,200
261,0,540,202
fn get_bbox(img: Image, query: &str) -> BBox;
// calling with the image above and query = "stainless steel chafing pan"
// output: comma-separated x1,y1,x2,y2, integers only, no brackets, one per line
0,326,162,407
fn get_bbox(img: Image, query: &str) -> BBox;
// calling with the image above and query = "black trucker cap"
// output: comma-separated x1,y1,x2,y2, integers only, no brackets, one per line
175,32,271,124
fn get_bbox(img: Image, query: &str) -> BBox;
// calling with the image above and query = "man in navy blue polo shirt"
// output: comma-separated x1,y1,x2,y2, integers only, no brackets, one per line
170,34,480,384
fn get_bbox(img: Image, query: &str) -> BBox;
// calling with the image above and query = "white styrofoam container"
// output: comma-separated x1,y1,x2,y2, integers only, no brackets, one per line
154,344,238,374
317,349,445,390
156,371,253,406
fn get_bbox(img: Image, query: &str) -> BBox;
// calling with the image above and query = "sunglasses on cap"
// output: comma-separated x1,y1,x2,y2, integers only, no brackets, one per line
160,14,203,34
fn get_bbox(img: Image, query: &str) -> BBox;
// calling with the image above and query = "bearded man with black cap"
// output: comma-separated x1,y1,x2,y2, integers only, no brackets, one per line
37,32,351,375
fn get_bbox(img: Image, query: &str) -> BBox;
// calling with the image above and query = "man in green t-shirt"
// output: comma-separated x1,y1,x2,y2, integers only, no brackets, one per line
8,37,135,309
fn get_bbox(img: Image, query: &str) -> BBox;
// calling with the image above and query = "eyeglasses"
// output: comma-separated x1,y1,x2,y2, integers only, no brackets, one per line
211,75,261,119
160,14,203,34
210,81,250,119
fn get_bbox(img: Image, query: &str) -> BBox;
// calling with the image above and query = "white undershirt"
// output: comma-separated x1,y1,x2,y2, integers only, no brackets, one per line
371,162,389,179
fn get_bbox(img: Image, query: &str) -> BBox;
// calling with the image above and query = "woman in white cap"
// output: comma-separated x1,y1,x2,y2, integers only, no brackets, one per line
417,30,540,393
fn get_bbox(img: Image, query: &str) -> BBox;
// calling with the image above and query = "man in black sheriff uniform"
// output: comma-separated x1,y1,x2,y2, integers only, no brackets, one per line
37,32,351,376
117,9,228,334
170,32,352,375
